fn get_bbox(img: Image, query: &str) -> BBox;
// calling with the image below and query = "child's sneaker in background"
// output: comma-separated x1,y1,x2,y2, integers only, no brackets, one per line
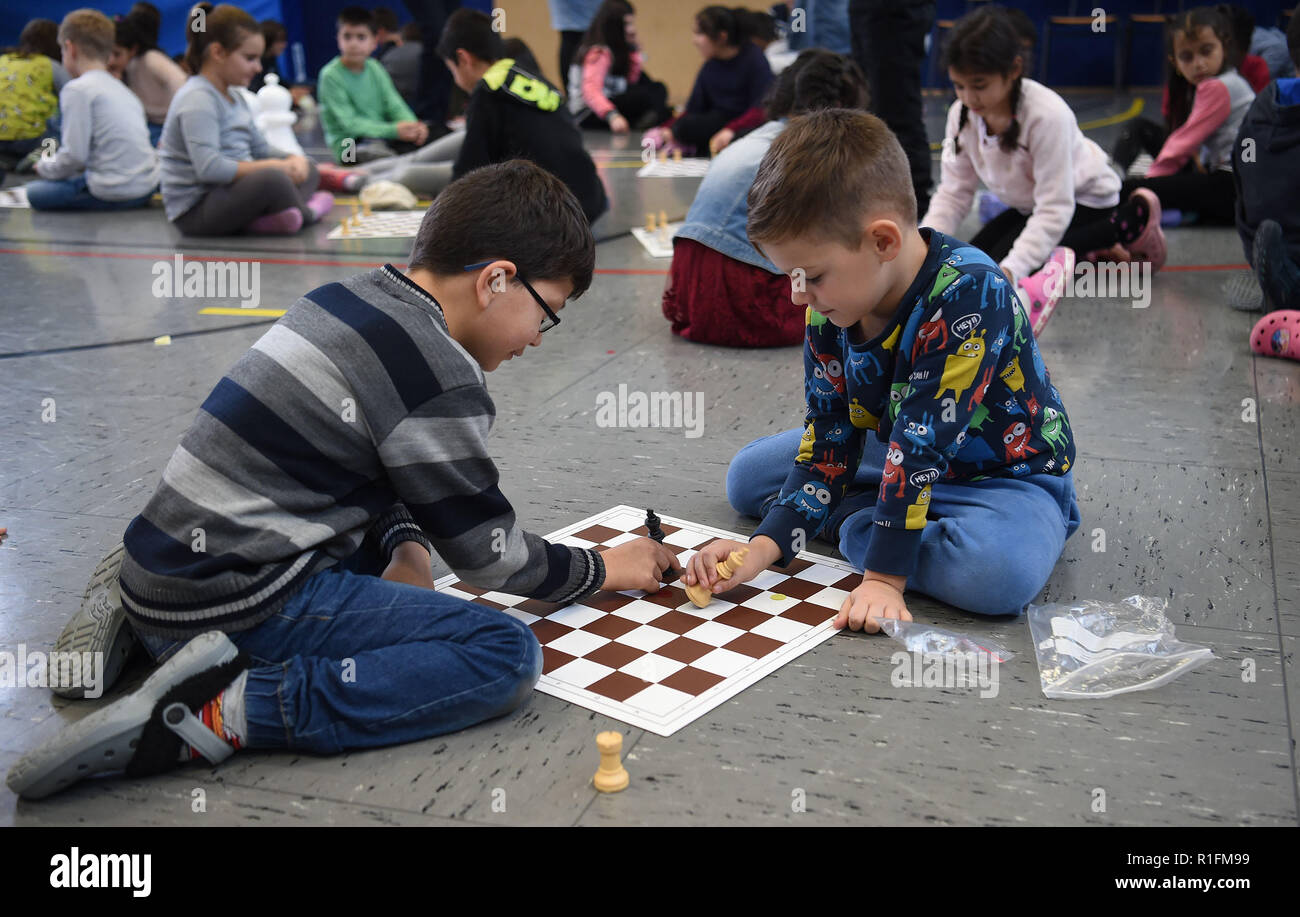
1126,188,1166,273
1254,220,1300,311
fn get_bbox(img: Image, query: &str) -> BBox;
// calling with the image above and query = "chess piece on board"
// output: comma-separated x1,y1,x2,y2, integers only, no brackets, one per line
645,509,665,543
645,212,656,233
593,731,629,793
672,148,682,163
685,547,749,608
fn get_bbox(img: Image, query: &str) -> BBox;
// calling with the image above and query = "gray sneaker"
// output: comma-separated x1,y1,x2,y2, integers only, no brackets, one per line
52,542,137,699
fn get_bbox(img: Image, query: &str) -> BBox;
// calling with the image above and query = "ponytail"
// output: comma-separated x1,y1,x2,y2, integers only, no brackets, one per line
184,2,258,75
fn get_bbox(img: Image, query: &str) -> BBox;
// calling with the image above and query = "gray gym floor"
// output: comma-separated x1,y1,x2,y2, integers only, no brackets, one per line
2,91,1296,826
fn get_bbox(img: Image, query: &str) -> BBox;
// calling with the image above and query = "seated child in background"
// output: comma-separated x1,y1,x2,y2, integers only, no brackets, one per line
685,109,1080,632
1236,12,1300,361
1118,6,1254,227
0,19,69,165
319,6,430,164
645,5,773,156
160,3,332,236
438,9,607,224
664,49,868,347
343,29,554,200
382,22,425,111
923,7,1160,335
372,6,402,58
109,11,187,147
249,19,287,92
568,0,671,133
6,160,679,800
1226,5,1271,92
27,9,158,212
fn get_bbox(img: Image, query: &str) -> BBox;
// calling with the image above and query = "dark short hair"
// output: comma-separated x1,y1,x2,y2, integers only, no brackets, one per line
337,6,374,33
410,160,594,299
400,21,422,43
748,108,917,249
373,7,399,33
261,19,287,47
20,18,62,58
436,8,503,62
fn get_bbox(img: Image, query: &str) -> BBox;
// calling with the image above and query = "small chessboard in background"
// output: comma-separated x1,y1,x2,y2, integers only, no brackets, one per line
631,220,682,259
433,505,849,737
636,157,710,178
0,187,30,208
325,209,426,240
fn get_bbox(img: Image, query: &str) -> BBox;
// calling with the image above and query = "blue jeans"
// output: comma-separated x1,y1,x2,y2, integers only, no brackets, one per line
135,540,542,753
26,175,154,211
727,429,1082,617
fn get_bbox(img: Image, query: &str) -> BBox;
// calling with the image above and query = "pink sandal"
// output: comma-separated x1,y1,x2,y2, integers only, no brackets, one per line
1250,310,1300,361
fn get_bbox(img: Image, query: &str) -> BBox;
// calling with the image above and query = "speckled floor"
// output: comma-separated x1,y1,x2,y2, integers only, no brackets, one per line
2,91,1296,826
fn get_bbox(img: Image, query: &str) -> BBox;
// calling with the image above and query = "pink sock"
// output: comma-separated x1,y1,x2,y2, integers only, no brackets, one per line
245,206,304,235
304,191,335,223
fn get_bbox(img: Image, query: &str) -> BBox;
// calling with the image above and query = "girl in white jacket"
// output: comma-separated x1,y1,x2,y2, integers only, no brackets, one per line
923,7,1166,335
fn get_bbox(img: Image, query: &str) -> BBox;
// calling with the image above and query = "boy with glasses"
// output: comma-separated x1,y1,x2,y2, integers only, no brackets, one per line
10,160,677,799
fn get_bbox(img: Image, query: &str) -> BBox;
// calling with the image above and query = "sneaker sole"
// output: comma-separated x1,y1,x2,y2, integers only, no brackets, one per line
5,632,238,800
1128,188,1166,272
52,542,136,699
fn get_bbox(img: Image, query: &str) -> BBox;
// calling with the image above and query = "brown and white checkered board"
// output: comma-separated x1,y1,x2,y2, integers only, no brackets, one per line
432,505,856,736
325,210,426,239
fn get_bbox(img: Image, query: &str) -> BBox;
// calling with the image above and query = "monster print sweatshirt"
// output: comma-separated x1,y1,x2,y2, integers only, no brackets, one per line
753,229,1076,578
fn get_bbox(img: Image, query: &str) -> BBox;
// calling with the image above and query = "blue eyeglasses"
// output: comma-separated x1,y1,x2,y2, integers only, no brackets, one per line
464,261,562,333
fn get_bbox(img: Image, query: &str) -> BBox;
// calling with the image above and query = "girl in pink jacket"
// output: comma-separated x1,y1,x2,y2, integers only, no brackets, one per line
923,7,1165,336
566,0,670,133
1120,6,1255,227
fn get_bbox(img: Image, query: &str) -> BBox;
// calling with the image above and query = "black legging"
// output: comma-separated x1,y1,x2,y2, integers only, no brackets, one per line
174,161,320,236
1111,116,1168,172
673,110,733,152
558,30,584,90
970,200,1149,269
1122,170,1237,225
850,0,935,216
581,73,672,129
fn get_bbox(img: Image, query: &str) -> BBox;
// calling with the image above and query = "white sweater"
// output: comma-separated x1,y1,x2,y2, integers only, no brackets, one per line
922,78,1121,280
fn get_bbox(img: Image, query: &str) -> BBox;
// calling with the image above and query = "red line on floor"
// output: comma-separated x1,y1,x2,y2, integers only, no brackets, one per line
0,246,672,274
0,246,1245,275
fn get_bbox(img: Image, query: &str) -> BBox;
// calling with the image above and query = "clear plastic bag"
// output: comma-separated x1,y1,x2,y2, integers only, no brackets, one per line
1026,595,1214,699
878,619,1016,663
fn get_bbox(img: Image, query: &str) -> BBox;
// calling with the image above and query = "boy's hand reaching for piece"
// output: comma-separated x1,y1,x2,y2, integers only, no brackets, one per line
599,538,682,593
683,536,779,595
836,574,911,633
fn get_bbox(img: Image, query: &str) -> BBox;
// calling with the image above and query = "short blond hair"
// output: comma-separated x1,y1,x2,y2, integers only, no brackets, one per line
748,108,917,249
58,9,115,62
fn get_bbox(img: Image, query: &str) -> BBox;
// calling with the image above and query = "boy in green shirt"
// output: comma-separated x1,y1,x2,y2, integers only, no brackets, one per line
318,6,429,164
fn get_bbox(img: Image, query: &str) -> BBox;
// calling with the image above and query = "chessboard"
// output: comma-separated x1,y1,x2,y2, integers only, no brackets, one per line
0,187,30,208
325,209,426,240
433,504,853,736
636,157,710,178
631,221,681,258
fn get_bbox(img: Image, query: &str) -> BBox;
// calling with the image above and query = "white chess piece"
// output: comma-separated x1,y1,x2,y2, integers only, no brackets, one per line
256,74,303,156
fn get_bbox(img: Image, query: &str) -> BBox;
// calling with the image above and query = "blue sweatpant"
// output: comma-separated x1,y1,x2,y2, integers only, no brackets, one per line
727,429,1081,616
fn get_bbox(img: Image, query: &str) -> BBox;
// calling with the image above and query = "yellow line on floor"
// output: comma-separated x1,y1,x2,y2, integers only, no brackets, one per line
926,96,1145,150
199,307,287,317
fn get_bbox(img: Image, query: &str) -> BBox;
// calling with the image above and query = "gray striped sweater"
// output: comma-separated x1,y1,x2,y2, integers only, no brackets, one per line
118,265,605,638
